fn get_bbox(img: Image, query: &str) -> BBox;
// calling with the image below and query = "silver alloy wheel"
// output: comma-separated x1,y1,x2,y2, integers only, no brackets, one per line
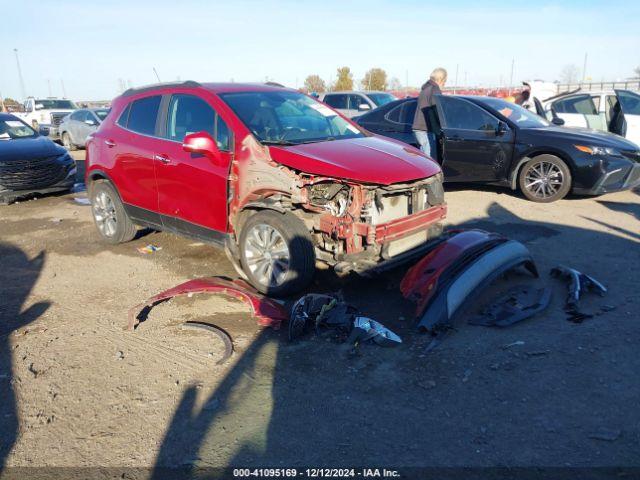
243,223,290,288
93,191,118,237
524,161,565,199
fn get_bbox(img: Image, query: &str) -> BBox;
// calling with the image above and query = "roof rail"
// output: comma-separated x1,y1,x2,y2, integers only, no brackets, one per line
122,80,201,97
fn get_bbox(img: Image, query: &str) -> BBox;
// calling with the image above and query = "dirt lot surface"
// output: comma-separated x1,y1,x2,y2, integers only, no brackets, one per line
1,152,639,473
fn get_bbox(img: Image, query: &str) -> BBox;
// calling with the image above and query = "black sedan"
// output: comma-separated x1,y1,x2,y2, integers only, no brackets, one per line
0,113,76,204
355,96,640,202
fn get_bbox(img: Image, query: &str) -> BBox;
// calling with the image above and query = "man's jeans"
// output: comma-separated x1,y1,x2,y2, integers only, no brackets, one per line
413,130,438,161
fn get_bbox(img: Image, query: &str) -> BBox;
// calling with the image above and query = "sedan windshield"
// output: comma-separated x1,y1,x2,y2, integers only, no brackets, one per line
0,118,37,140
220,91,365,144
480,97,550,128
36,99,77,110
367,93,396,107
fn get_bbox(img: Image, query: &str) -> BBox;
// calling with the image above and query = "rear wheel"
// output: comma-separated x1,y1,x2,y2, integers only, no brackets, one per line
519,154,571,202
62,132,76,151
238,210,315,296
89,180,137,244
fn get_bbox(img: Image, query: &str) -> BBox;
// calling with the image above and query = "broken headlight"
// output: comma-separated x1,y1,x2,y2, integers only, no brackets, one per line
307,182,349,217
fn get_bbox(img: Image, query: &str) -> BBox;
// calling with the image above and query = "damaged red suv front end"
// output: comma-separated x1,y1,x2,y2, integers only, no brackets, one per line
86,82,446,295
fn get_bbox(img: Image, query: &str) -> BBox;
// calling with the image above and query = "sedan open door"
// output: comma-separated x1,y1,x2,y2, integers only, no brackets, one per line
434,95,515,182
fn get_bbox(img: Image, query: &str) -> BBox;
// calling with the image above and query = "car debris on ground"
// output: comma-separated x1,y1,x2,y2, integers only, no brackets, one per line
550,265,607,322
137,244,162,254
180,321,234,365
469,286,551,327
289,293,401,348
400,229,538,332
128,276,287,331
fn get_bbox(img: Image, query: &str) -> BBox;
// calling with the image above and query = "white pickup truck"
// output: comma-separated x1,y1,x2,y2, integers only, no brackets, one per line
15,97,78,140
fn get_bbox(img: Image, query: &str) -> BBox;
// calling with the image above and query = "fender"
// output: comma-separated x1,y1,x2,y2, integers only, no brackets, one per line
509,156,532,190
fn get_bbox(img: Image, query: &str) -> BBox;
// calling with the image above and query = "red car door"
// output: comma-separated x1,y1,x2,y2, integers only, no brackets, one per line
108,95,163,223
153,93,232,239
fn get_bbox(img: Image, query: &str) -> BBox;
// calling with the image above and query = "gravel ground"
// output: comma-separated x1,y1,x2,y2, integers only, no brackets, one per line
1,151,639,474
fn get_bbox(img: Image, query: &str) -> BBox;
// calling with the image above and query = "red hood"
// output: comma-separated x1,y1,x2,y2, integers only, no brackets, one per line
267,136,441,185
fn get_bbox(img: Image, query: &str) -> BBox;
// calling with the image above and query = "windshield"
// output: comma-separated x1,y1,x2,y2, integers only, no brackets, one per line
220,91,365,145
0,117,37,140
367,93,396,107
480,97,550,128
35,99,77,110
93,109,110,121
616,90,640,115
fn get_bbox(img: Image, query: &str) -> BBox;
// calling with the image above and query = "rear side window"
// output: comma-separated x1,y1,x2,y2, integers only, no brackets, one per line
553,96,598,115
125,96,161,135
116,104,131,128
324,94,347,109
166,94,231,151
385,101,417,125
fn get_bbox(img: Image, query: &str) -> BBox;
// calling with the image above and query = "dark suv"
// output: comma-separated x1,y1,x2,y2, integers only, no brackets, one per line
86,81,446,295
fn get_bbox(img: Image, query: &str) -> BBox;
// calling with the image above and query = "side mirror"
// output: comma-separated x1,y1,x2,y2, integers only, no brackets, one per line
551,117,565,126
38,127,50,136
85,119,97,126
358,103,371,111
182,131,221,162
496,121,508,136
35,103,44,111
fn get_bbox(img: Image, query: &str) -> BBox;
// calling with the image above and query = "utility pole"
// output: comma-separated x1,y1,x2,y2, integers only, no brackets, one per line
454,64,459,94
582,52,588,83
509,58,515,95
13,48,26,100
405,69,408,97
153,67,161,83
60,79,67,98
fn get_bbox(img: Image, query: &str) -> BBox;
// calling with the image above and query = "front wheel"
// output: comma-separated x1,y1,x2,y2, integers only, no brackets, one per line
519,154,572,203
89,180,137,244
238,210,315,296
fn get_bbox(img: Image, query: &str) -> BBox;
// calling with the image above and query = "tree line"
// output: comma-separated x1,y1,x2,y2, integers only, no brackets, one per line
303,67,402,93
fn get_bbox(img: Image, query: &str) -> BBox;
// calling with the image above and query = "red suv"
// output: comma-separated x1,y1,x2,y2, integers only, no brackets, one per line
86,82,446,295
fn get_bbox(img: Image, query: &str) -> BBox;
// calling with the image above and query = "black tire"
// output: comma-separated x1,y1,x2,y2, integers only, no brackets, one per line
62,132,76,151
238,210,315,296
518,154,572,203
89,180,137,244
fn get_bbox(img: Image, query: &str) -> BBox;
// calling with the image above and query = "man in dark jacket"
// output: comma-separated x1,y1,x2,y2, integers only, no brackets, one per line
413,68,447,159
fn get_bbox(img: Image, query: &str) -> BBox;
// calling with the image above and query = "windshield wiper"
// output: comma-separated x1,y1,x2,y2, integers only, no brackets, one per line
260,139,297,146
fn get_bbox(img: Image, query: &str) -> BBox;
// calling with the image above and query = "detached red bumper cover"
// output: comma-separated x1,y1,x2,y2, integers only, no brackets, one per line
400,230,538,331
127,277,288,331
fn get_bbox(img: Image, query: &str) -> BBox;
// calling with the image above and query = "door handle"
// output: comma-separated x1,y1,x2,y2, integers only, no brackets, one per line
154,154,171,164
104,139,116,147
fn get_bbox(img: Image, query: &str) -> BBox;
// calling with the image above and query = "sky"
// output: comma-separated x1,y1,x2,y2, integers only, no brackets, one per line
0,0,639,101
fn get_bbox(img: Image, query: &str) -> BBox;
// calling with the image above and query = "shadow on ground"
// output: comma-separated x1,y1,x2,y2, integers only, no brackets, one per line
0,244,50,472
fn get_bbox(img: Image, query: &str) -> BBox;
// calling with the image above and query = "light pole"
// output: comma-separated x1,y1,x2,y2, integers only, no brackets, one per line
14,48,27,100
